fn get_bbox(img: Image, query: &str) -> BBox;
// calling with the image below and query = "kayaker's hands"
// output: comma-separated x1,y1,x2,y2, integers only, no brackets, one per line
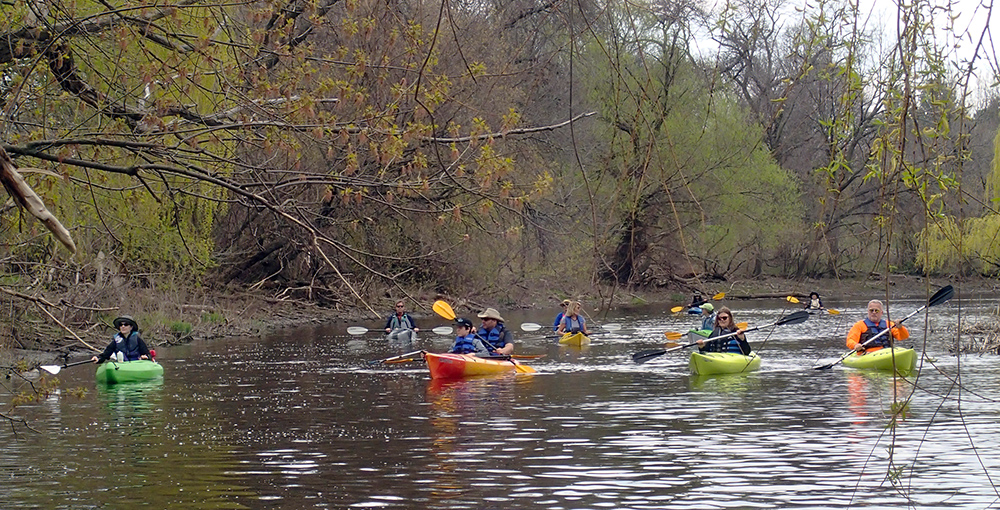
854,344,865,352
140,354,148,360
91,355,99,363
696,339,705,346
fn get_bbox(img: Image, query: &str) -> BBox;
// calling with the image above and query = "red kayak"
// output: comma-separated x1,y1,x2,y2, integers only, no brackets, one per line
424,352,534,379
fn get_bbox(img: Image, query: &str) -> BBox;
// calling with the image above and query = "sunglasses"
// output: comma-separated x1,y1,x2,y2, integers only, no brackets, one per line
395,305,405,308
868,308,881,313
718,315,731,320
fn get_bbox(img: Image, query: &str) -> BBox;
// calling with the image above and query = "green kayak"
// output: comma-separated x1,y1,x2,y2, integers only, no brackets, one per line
95,360,164,384
841,347,916,373
689,351,761,375
687,329,711,342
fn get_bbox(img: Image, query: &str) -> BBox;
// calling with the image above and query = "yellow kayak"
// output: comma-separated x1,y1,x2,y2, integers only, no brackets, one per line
559,332,590,346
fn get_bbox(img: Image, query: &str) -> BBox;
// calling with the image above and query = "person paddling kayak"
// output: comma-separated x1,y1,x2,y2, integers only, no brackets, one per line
804,292,824,311
846,299,909,353
384,300,419,341
553,299,571,331
92,315,151,363
556,301,592,336
695,307,750,355
449,318,490,355
698,303,716,330
477,307,515,355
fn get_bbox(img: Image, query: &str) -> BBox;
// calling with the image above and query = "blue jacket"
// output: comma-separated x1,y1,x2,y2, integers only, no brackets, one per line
478,323,512,351
450,334,488,355
699,326,751,355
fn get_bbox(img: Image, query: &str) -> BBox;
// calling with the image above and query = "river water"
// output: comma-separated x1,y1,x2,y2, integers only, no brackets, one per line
3,297,1000,509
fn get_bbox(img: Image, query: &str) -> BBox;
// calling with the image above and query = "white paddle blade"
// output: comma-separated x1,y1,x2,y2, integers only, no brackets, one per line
432,326,454,335
603,323,622,331
520,322,543,332
347,326,369,335
40,365,61,375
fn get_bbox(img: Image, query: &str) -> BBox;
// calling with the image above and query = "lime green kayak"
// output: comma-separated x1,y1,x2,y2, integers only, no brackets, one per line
689,351,761,375
687,329,711,342
95,360,164,384
841,347,916,373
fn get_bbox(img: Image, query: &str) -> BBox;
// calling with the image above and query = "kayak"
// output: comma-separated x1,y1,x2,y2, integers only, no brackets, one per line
559,332,590,346
687,329,711,342
386,328,417,343
689,351,761,375
95,360,164,384
687,307,702,314
842,347,917,373
424,352,523,379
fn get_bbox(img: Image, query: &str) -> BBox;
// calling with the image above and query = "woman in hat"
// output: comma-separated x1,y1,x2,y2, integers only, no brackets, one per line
804,292,824,311
449,318,489,355
477,307,514,355
556,301,591,336
553,299,571,331
699,303,716,330
92,315,151,363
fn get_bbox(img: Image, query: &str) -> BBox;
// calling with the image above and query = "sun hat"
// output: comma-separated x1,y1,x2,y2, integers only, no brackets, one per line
113,315,139,331
455,317,474,329
561,299,571,307
477,307,505,322
700,303,714,312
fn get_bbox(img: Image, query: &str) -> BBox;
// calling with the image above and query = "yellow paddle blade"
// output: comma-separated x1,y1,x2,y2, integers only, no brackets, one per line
827,308,841,315
384,358,419,364
670,306,684,313
664,331,684,340
786,295,800,304
712,292,725,300
736,322,749,329
664,341,681,348
514,363,536,374
432,300,457,320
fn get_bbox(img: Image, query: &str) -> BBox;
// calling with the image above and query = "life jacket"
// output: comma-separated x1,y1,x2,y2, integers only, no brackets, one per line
561,314,585,333
114,332,144,361
553,312,565,331
859,319,891,348
450,334,486,355
701,313,716,331
478,323,508,351
705,327,747,354
807,298,823,309
387,313,415,330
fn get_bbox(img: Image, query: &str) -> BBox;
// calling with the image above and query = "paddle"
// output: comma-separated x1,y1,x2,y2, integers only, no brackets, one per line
432,300,535,374
521,322,543,332
347,326,370,335
813,284,954,370
633,310,810,364
664,323,748,341
788,295,841,315
39,359,93,375
368,350,425,365
432,326,453,335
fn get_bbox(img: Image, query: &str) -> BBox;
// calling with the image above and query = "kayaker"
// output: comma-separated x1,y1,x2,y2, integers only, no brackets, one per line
698,303,716,330
553,299,571,331
448,318,489,355
689,293,707,308
696,307,750,355
477,307,515,355
846,299,909,353
556,301,592,336
384,300,419,335
805,292,824,310
92,315,151,363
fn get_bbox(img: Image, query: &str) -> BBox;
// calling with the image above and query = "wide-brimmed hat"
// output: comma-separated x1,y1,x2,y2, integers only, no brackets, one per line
700,303,714,312
560,299,571,307
477,307,505,322
113,315,139,331
455,317,474,329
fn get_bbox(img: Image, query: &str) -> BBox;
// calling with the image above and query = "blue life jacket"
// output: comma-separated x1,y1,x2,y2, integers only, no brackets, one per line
702,327,750,354
450,334,483,354
701,313,716,331
561,315,585,333
859,318,890,348
478,323,508,351
553,313,565,331
114,332,145,361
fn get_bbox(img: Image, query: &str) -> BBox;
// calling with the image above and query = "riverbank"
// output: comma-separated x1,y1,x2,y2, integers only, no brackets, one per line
4,273,992,367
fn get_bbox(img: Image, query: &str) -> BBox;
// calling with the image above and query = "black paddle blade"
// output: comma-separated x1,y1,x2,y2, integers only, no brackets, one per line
776,310,811,326
929,285,954,307
632,349,668,364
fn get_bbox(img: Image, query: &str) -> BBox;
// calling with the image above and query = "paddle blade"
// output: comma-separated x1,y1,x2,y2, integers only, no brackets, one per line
514,363,537,374
347,326,369,335
520,322,542,332
664,331,684,340
736,322,749,330
712,292,725,300
670,306,684,313
632,349,667,364
602,323,622,331
929,285,955,307
40,365,61,375
827,308,840,315
432,326,453,335
432,300,457,320
775,310,810,326
786,295,800,304
664,341,681,348
384,358,421,364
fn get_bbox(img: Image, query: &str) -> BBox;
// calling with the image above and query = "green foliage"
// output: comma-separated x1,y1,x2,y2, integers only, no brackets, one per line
170,321,193,337
917,215,1000,275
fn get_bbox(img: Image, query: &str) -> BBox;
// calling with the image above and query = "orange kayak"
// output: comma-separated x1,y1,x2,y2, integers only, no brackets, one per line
424,352,525,379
